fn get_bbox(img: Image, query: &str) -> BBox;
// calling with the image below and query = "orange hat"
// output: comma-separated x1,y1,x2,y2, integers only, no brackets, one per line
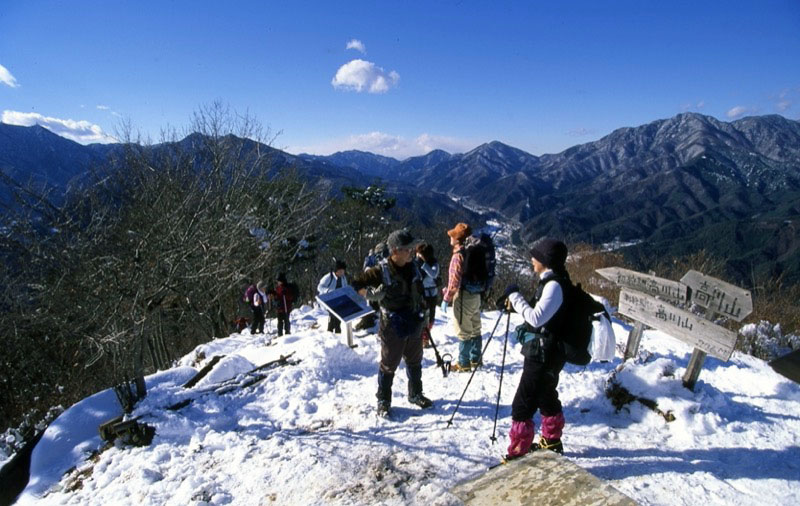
447,222,472,241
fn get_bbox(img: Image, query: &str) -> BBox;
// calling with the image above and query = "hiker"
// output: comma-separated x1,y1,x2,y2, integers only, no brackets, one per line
415,242,441,348
243,280,268,334
356,242,389,331
498,237,570,458
269,273,295,336
441,222,482,372
317,260,348,333
351,229,433,417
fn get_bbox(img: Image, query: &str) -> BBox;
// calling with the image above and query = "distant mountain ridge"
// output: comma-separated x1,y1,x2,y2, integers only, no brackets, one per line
298,113,800,283
3,112,799,283
0,122,477,227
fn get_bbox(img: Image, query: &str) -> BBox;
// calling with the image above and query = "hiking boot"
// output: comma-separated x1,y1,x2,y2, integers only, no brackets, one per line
423,339,432,349
470,360,483,370
451,362,472,373
377,399,391,418
408,393,433,409
538,437,563,454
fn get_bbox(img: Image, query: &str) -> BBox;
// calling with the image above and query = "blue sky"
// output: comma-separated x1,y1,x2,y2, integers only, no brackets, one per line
1,0,799,158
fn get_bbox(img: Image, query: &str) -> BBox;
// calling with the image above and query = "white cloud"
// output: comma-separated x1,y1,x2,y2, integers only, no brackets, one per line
726,105,751,119
1,110,117,144
777,101,791,112
680,100,706,112
293,131,474,160
566,127,597,137
96,105,110,110
346,39,366,54
331,59,399,94
0,63,20,88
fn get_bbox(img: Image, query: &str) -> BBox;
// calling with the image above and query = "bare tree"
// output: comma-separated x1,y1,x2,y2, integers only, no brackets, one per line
0,103,327,421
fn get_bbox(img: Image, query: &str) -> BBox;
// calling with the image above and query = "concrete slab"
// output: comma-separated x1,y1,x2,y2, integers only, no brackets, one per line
451,450,637,506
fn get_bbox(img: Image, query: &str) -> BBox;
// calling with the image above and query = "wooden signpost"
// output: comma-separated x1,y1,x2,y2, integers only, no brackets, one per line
680,270,753,322
596,267,688,359
600,267,752,390
618,289,737,361
678,270,753,388
596,267,688,304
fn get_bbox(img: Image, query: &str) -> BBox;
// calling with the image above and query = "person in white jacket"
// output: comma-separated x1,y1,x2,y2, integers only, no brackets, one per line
415,242,440,348
317,260,348,333
497,237,570,459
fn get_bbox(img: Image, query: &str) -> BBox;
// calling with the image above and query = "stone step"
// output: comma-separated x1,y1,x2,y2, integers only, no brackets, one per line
451,450,637,506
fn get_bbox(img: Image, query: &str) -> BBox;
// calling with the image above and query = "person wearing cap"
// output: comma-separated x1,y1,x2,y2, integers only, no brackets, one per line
269,273,295,336
442,222,482,372
351,229,434,417
497,237,570,459
317,260,349,333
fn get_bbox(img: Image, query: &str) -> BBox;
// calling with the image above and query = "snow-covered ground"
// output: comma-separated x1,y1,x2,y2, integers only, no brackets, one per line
16,302,800,505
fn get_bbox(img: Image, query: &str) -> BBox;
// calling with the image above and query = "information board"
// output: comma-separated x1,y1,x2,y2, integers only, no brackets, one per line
316,286,374,324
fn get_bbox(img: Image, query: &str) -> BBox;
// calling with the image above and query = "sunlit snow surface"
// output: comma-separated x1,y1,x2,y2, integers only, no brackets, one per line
18,303,800,505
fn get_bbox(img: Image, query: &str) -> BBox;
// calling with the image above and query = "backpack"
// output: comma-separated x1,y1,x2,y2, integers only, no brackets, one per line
287,282,300,301
513,278,609,365
460,233,496,294
555,281,609,365
243,285,257,304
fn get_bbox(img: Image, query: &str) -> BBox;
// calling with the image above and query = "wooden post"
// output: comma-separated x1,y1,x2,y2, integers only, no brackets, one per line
624,321,645,360
682,310,718,390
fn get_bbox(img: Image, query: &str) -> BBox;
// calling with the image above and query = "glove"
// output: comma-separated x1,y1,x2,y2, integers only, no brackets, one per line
503,284,520,298
495,284,519,310
440,300,449,312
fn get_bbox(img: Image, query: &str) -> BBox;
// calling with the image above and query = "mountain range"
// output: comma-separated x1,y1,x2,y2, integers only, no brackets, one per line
299,113,800,284
2,112,799,284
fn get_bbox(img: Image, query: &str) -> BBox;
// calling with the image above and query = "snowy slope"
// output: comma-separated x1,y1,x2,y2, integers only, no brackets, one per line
17,303,800,505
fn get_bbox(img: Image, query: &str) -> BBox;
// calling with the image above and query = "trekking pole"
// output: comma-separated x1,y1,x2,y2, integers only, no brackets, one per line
489,307,513,443
445,310,507,428
427,333,452,377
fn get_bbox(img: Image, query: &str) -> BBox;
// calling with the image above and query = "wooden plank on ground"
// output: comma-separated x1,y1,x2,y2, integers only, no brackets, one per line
451,450,636,506
596,267,688,304
680,270,753,322
618,289,737,361
182,355,224,389
769,349,800,384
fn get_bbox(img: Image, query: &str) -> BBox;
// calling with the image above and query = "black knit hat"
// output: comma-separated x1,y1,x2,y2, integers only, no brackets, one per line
276,272,287,284
334,259,347,271
529,238,568,270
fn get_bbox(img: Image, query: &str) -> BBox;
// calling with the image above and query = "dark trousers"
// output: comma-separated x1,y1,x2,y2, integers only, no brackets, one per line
327,312,341,333
423,296,437,327
511,353,566,421
378,317,424,375
277,312,291,336
250,306,265,334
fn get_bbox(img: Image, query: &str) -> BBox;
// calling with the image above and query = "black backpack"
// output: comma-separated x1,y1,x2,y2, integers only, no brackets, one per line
554,280,608,365
460,233,496,294
287,282,300,301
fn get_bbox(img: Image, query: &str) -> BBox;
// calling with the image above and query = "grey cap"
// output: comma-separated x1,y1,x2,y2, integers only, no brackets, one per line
386,229,418,249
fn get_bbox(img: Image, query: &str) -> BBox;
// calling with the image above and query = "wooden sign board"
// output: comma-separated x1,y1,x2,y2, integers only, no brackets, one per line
680,270,752,322
596,267,687,304
618,289,737,361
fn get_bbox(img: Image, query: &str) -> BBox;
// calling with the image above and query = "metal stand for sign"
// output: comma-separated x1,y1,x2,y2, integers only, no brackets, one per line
316,286,373,351
345,321,356,348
